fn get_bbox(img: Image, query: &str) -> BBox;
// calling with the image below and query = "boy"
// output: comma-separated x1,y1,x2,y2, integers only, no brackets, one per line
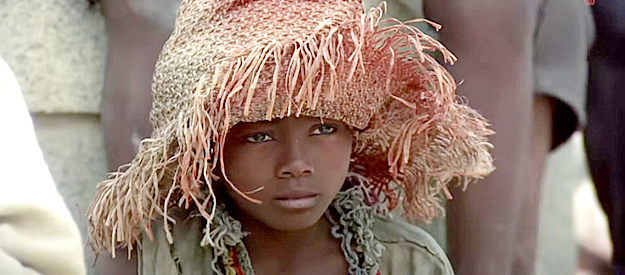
88,1,494,274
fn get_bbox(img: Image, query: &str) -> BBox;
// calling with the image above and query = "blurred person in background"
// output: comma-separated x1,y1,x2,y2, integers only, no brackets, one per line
365,0,593,274
2,0,110,272
0,57,85,275
94,0,181,170
585,1,625,274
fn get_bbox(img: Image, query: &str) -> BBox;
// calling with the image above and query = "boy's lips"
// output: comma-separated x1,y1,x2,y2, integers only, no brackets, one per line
272,191,320,210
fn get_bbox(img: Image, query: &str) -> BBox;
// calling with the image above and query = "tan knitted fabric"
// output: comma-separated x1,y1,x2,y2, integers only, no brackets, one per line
88,0,494,256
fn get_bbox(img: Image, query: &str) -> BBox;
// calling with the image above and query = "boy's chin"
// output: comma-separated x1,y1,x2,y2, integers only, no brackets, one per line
264,214,327,232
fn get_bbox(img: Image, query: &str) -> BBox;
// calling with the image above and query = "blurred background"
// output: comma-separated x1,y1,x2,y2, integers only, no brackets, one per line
0,0,619,274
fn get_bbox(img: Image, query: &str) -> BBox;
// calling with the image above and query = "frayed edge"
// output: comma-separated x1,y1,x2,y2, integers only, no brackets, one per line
382,104,494,221
87,129,178,256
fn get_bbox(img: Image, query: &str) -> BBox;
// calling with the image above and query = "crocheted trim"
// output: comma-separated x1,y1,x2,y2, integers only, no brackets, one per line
328,184,386,275
196,205,247,274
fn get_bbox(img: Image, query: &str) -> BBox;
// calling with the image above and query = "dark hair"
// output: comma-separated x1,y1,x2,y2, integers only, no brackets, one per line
88,0,100,7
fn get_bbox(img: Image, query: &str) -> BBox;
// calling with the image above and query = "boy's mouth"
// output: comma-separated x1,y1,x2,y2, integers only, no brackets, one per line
273,191,320,210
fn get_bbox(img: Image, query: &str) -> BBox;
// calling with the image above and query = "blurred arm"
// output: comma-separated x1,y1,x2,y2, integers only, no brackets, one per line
423,1,535,274
94,249,137,275
101,0,178,170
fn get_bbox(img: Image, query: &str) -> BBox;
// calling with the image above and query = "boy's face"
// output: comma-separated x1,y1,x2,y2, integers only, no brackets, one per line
223,116,353,231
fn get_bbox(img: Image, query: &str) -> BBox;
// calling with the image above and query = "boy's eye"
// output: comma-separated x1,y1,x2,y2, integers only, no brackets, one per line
311,124,337,135
245,133,273,143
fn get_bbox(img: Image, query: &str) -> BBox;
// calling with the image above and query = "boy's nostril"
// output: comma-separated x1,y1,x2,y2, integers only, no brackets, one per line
278,163,314,178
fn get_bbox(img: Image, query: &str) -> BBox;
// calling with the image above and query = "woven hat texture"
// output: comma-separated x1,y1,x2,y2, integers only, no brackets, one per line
88,0,494,255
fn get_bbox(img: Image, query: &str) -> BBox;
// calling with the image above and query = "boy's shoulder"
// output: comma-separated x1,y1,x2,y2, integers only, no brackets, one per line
373,215,455,275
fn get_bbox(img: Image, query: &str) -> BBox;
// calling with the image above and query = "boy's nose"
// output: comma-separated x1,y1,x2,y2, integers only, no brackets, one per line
277,159,314,178
276,139,314,178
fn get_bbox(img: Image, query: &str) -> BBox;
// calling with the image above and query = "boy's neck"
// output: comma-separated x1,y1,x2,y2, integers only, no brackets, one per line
242,214,333,250
239,215,347,274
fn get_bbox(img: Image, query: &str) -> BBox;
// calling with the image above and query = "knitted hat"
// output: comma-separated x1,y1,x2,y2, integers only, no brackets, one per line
88,0,494,256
